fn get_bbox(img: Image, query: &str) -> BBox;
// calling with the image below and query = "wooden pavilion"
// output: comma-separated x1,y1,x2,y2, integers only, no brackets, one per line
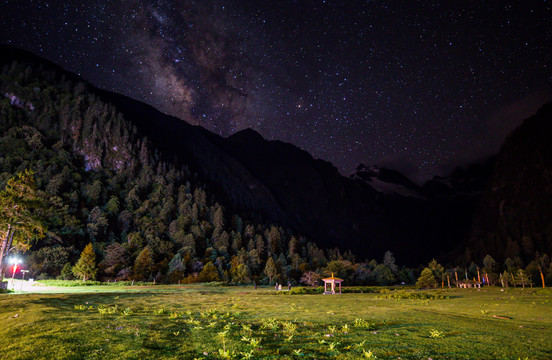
322,273,343,294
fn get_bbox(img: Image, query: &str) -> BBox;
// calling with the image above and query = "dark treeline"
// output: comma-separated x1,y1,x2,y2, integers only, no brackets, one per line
1,58,552,288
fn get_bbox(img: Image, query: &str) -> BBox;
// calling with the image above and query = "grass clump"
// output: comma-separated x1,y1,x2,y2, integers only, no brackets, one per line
380,289,448,300
202,281,226,287
278,286,323,295
342,286,384,293
363,349,378,359
35,279,153,287
534,288,552,296
353,318,378,330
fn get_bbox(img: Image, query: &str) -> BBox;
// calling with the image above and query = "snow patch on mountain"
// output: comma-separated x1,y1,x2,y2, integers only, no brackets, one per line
351,164,425,198
364,177,424,198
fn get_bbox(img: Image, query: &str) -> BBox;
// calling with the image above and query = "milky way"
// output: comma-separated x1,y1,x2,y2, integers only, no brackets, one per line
1,0,551,181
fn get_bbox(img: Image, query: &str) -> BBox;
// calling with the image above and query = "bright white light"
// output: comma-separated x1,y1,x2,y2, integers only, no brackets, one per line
9,257,21,265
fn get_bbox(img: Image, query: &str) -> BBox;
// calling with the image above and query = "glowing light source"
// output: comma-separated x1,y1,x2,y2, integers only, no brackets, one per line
9,257,22,286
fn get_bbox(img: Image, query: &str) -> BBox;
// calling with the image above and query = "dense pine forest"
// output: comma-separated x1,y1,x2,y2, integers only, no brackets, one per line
1,52,552,288
0,58,363,285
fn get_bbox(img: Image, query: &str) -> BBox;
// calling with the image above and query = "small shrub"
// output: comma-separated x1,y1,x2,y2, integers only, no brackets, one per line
169,311,181,319
97,305,118,315
248,337,261,347
36,280,101,287
106,280,153,286
277,286,323,295
34,280,153,287
342,286,383,294
281,321,298,336
363,349,378,359
353,318,378,330
260,318,278,330
380,290,447,300
0,284,12,294
534,288,552,296
416,268,437,289
122,307,134,316
341,324,350,333
153,307,166,315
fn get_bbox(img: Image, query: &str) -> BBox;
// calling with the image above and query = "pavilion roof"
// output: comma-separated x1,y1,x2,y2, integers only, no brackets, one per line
322,273,343,282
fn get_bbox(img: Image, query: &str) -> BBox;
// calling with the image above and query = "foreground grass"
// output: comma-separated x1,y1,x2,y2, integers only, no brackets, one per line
1,285,551,359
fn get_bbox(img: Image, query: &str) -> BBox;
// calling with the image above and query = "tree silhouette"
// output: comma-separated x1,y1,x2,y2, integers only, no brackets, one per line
198,261,220,282
0,170,45,280
264,256,278,284
72,243,97,281
133,246,154,281
416,267,437,289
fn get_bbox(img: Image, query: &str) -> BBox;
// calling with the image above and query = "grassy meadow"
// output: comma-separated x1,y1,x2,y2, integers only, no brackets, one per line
1,284,551,359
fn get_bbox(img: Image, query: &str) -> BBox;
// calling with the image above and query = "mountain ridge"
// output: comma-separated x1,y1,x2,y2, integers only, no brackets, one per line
3,44,550,266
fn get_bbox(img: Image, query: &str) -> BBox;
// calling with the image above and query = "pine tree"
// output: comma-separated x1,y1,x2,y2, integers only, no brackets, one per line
0,170,45,280
133,246,154,281
87,206,108,241
264,256,278,284
60,262,73,280
182,234,196,255
428,259,444,283
72,243,97,281
198,261,220,282
101,243,129,276
167,253,186,283
288,236,298,256
483,254,498,274
248,249,261,272
514,268,529,288
255,234,265,259
383,251,398,273
268,226,281,255
416,267,437,289
230,256,250,284
244,224,255,239
212,205,224,230
168,253,185,274
373,263,396,285
247,238,255,252
231,232,242,253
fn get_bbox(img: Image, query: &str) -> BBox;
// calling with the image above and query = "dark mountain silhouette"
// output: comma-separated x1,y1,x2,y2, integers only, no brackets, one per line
466,102,552,263
101,91,490,265
3,44,549,266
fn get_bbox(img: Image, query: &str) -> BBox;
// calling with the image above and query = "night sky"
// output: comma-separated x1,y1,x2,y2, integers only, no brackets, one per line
1,1,551,181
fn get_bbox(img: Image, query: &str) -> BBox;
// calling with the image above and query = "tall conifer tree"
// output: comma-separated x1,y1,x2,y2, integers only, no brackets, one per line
73,243,97,281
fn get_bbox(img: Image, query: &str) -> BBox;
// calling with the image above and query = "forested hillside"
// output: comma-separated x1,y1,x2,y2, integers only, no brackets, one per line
0,47,373,284
2,45,552,288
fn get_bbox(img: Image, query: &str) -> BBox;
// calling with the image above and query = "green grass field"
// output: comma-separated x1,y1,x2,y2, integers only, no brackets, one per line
1,284,551,359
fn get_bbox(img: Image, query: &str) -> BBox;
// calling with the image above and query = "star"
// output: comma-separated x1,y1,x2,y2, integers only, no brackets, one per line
0,0,550,182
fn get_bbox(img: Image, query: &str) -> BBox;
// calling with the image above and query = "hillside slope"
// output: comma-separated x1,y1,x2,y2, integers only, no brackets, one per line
0,45,496,265
467,102,552,262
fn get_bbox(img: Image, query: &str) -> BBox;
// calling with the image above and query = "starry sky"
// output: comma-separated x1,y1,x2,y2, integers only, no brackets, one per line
1,0,551,181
